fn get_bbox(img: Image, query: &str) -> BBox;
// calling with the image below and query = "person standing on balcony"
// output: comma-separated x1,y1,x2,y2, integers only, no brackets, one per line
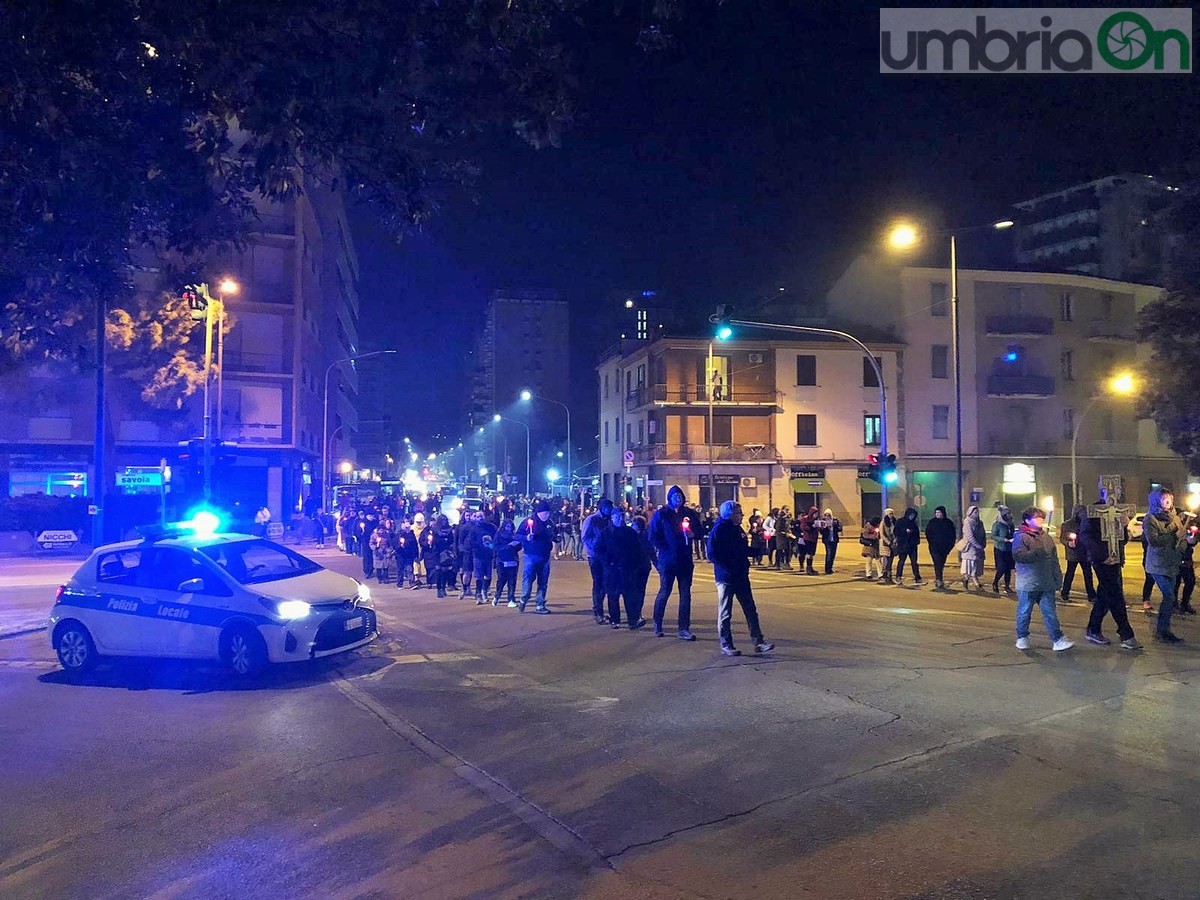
711,369,724,401
649,485,700,640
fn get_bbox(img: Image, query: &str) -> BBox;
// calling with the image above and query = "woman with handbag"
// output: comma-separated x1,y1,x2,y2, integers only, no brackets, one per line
860,517,882,580
958,505,987,591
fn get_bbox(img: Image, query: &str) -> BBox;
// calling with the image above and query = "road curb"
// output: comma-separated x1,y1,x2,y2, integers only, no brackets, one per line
0,625,47,640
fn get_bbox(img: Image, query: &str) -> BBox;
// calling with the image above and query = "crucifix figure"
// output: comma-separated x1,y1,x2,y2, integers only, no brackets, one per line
1087,498,1135,565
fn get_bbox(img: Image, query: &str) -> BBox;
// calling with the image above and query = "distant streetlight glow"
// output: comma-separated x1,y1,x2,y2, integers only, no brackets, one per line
519,389,532,402
218,277,239,295
887,223,918,250
546,468,560,483
338,461,353,474
1109,372,1135,396
493,413,501,422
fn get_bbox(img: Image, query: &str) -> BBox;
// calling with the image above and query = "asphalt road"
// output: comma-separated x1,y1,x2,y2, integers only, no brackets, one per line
2,547,1199,899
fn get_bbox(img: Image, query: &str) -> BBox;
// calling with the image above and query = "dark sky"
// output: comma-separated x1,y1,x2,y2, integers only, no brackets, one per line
354,2,1199,448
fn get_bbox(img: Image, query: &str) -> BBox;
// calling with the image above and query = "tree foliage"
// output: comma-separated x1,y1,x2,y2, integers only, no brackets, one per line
0,0,693,397
1137,189,1200,475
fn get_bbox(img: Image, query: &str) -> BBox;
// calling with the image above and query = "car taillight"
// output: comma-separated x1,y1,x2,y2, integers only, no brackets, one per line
55,585,65,603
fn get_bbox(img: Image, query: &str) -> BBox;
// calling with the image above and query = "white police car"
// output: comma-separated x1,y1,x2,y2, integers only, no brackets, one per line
49,516,376,678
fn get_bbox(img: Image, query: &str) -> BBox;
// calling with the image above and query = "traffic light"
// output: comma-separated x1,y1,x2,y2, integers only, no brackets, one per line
710,304,734,341
866,453,899,485
880,454,899,485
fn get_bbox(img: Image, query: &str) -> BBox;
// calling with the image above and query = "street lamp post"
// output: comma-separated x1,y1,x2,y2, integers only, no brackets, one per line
722,317,891,510
495,415,531,496
520,390,570,499
1070,373,1136,506
888,219,1013,524
322,350,397,511
214,278,239,442
92,292,107,546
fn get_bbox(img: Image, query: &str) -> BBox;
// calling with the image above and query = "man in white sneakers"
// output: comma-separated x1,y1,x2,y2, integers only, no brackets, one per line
1012,506,1074,652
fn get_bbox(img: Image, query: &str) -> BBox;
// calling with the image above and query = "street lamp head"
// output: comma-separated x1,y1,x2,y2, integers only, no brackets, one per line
519,389,532,402
338,461,353,474
493,414,501,422
1109,372,1136,396
993,220,1015,230
477,427,484,434
887,223,919,250
218,278,239,295
403,436,410,443
556,451,563,458
546,468,560,483
427,452,436,460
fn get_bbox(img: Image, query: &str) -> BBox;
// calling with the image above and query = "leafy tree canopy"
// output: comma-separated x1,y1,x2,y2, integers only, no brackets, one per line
0,0,691,383
1137,188,1200,476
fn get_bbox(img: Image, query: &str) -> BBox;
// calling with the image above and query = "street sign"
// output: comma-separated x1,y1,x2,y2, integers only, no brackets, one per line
36,529,79,550
699,474,741,486
116,471,164,489
623,450,635,467
646,479,664,486
266,522,285,539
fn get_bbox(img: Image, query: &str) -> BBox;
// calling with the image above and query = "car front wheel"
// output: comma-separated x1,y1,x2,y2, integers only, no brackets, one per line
221,625,268,677
54,621,98,678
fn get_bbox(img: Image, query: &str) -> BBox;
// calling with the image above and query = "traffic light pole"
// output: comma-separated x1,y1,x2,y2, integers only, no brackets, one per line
725,318,890,511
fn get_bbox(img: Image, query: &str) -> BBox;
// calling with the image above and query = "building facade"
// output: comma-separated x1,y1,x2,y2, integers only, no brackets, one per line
0,182,362,532
1013,173,1175,283
597,337,900,524
827,258,1186,518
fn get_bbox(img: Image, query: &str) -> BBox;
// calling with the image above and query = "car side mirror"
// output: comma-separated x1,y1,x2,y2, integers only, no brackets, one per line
177,577,205,593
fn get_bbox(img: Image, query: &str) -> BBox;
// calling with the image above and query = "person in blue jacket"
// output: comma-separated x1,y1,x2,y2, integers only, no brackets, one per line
648,485,702,640
493,519,522,607
516,499,558,613
595,507,649,630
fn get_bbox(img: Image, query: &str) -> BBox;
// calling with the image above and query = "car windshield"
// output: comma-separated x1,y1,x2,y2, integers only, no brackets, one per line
198,539,323,585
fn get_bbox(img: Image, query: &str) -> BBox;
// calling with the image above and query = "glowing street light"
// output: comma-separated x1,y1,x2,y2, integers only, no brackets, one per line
887,217,1014,522
546,467,560,484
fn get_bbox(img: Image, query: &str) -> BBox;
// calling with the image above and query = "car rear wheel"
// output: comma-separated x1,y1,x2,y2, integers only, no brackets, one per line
54,621,98,678
221,624,268,677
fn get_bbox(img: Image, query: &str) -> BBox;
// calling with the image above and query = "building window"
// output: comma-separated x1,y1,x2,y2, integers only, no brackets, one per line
796,354,817,386
604,421,609,446
796,414,817,447
931,345,949,379
627,423,632,446
1006,285,1024,313
1102,293,1114,320
1063,408,1075,440
863,357,882,388
638,420,644,443
1060,351,1074,381
604,373,609,400
930,282,949,317
932,405,950,440
1060,291,1073,322
863,415,881,446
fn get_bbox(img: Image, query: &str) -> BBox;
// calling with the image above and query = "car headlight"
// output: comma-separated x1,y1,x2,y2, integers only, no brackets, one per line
265,599,311,620
356,582,372,605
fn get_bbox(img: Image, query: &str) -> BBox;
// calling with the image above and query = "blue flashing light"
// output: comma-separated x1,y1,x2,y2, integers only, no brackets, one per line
642,290,656,297
183,509,223,537
1004,350,1019,363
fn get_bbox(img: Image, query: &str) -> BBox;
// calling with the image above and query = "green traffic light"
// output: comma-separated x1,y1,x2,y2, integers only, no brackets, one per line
716,325,733,340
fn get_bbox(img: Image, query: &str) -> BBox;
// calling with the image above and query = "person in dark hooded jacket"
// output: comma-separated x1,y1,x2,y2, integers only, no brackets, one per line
893,508,924,585
924,505,956,589
1080,494,1140,649
493,519,522,607
648,485,701,640
707,501,774,656
595,507,648,629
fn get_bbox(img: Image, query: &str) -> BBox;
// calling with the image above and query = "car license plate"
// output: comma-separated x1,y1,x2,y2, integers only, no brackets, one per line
344,616,363,631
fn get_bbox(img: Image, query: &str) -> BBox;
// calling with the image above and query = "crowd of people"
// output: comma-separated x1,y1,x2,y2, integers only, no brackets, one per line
311,483,1197,657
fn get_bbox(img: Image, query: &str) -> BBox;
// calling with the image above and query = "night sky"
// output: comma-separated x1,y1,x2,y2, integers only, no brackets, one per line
354,2,1199,448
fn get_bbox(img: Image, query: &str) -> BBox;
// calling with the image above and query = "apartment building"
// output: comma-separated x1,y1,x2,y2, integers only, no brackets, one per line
1013,173,1175,283
827,256,1185,516
0,182,362,531
597,337,900,524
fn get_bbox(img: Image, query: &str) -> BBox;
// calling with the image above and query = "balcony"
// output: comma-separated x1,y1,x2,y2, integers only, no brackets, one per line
1086,321,1135,342
986,375,1056,397
631,443,778,465
629,384,782,412
1091,440,1139,456
985,435,1059,456
985,315,1054,336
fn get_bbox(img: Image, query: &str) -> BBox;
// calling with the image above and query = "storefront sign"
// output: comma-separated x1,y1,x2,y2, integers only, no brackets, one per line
698,474,742,486
36,529,79,550
789,466,826,480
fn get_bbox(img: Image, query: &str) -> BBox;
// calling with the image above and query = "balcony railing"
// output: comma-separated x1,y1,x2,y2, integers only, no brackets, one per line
627,384,782,410
1086,321,1135,342
630,443,778,464
1090,440,1139,456
985,435,1059,456
985,315,1054,336
986,375,1056,397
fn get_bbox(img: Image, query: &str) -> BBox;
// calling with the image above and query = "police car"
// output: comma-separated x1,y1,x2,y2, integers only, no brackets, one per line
49,514,377,678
